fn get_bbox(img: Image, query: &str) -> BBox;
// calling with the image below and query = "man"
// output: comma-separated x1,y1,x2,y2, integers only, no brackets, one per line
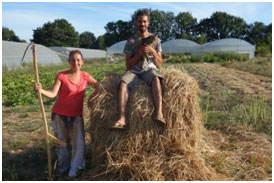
112,9,166,129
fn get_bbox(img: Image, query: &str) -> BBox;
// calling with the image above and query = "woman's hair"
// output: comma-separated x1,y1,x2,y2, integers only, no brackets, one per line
68,50,84,62
134,8,150,22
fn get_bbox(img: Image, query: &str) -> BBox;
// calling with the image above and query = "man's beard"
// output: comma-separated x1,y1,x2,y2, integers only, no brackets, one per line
138,26,146,33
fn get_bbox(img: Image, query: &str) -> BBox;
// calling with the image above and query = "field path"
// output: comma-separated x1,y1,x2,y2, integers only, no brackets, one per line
184,63,272,102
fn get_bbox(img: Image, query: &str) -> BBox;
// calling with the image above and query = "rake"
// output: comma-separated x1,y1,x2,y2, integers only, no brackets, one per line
21,42,66,180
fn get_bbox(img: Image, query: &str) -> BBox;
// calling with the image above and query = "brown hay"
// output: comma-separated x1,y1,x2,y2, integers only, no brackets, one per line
87,68,216,181
201,126,272,181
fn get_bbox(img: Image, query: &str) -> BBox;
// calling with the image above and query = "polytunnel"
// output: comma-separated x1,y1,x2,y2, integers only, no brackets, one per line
106,40,127,62
201,38,256,59
49,47,107,61
162,39,201,54
2,41,62,69
107,40,127,54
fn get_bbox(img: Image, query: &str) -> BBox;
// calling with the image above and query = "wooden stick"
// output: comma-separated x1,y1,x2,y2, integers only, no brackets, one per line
48,133,66,147
32,43,53,180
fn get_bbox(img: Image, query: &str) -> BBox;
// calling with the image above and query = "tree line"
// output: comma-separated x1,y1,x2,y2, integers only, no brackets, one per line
2,9,272,55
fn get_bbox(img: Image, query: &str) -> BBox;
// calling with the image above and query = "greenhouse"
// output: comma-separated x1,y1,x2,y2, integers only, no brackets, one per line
2,41,62,69
162,39,201,54
49,47,107,61
107,40,127,55
103,38,256,60
201,38,256,59
106,40,127,62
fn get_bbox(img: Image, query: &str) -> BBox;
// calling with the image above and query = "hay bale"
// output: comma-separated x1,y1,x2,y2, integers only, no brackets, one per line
87,68,216,181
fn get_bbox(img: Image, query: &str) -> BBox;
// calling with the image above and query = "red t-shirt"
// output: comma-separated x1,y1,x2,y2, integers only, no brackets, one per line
52,71,91,117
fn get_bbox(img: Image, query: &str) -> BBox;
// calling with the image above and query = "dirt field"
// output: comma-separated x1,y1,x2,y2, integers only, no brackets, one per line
184,63,272,102
2,62,272,181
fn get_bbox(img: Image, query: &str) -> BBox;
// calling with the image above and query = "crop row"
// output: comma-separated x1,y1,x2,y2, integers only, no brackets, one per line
3,61,125,106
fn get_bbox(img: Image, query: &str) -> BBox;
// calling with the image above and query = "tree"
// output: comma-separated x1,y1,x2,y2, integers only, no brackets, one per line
174,12,197,39
194,34,207,44
197,11,248,41
79,31,96,48
247,22,272,55
246,22,266,44
2,27,21,42
147,9,175,42
104,20,134,47
32,19,79,47
93,35,106,50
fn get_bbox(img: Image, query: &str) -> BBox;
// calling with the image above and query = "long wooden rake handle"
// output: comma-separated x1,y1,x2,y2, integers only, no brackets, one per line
30,43,66,180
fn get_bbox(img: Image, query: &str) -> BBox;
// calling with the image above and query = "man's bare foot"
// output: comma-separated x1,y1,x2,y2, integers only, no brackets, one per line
110,118,127,130
154,114,166,126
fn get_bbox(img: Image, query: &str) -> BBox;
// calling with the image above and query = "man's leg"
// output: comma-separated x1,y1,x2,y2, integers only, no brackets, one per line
112,71,140,128
115,81,128,126
152,77,164,119
142,69,166,125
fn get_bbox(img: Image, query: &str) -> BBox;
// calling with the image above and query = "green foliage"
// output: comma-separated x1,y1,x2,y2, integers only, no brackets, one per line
256,43,272,56
166,57,179,63
197,11,248,41
203,52,248,63
166,52,248,64
189,55,203,63
246,22,272,55
32,19,79,47
175,12,197,38
2,27,22,42
93,35,106,50
194,33,207,44
149,10,175,42
104,20,134,47
202,92,272,136
79,31,96,49
221,57,272,77
2,60,126,107
181,57,189,63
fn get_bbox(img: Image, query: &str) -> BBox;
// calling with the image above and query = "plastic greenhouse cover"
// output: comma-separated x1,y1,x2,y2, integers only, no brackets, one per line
162,39,201,53
50,47,107,61
106,40,127,54
104,38,255,59
201,38,255,52
3,41,62,69
65,47,106,60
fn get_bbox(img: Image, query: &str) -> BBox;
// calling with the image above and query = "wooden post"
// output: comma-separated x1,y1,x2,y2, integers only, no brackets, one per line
32,43,52,180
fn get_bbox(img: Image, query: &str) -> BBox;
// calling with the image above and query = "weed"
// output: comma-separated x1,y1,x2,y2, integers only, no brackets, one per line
220,57,272,77
18,114,29,118
250,156,255,169
11,139,28,149
201,91,272,136
26,106,40,112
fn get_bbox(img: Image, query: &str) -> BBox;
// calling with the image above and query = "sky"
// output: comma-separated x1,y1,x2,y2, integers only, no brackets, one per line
2,1,272,42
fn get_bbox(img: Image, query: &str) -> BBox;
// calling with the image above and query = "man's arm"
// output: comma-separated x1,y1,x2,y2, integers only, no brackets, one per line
143,44,163,66
151,51,162,66
125,48,144,68
125,44,162,68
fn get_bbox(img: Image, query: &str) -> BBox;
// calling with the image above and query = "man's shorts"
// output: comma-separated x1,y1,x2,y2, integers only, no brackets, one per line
119,68,163,90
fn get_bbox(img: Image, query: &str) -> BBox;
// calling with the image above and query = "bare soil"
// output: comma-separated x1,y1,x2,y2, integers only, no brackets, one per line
184,63,272,102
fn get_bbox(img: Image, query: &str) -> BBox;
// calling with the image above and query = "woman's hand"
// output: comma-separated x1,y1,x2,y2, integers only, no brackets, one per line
34,83,42,91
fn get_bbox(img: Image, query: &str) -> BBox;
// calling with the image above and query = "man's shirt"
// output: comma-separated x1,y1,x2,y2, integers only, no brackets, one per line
124,33,162,73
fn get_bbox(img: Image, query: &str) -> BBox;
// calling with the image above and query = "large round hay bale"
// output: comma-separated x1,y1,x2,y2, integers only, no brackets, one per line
87,68,216,181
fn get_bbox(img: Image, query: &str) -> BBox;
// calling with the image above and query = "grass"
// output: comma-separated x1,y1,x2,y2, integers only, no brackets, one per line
201,91,272,136
220,56,272,77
